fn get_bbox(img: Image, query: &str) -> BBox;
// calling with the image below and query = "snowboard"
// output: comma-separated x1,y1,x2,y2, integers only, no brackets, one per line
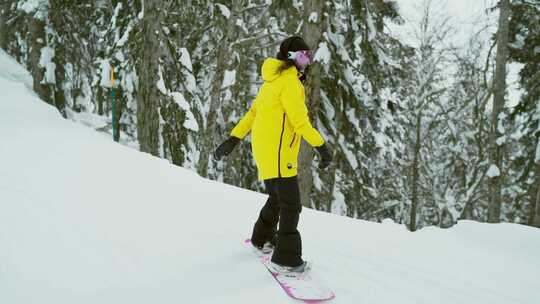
244,239,335,303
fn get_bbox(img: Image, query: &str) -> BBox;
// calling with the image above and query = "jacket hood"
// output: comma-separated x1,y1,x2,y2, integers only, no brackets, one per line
261,58,297,82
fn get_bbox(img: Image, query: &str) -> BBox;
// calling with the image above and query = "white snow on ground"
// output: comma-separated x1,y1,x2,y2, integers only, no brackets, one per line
1,50,540,304
66,108,109,130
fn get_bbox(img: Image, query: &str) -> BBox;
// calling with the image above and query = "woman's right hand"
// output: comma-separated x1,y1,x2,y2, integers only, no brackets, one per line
315,143,332,169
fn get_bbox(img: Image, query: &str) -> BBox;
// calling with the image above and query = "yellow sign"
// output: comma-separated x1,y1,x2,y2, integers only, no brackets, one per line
110,68,115,87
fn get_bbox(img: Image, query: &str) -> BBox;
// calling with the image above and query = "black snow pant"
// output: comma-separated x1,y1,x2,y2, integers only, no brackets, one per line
250,176,303,267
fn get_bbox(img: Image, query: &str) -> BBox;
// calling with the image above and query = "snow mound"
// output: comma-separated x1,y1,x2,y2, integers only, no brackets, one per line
1,51,539,304
0,49,33,86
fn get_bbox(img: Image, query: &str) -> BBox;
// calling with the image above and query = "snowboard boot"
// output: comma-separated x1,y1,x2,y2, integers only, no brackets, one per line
269,261,311,277
252,241,274,256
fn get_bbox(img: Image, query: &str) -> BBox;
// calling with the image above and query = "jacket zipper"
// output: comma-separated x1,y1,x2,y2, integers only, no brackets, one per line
277,113,286,178
289,133,296,148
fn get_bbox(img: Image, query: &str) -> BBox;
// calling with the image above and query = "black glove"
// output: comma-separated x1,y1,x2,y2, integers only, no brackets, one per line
315,143,332,169
214,137,240,160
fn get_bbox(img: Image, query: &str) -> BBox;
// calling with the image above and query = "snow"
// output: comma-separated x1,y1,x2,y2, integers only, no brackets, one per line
137,0,145,19
170,92,199,132
535,139,540,164
216,3,231,19
114,51,125,63
111,2,123,29
507,62,525,109
313,41,330,65
292,0,302,11
308,12,318,23
38,46,56,84
18,0,48,20
156,65,167,94
365,11,377,41
179,48,193,71
330,175,347,216
486,164,501,178
497,114,506,134
178,48,197,92
338,135,358,170
117,23,133,47
99,59,112,88
18,0,41,13
66,108,108,130
222,69,236,88
496,135,506,146
1,48,540,304
0,49,32,86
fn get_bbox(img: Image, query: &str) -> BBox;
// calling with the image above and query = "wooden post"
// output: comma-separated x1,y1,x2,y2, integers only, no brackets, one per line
110,67,119,142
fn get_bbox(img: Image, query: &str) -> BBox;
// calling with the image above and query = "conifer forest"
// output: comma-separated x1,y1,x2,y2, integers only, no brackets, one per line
1,0,539,231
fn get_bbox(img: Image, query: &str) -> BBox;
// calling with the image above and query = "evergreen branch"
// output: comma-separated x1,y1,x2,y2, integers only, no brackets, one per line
230,31,285,48
236,4,270,14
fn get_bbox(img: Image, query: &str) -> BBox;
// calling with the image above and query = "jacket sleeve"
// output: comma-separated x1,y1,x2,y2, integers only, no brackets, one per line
280,79,325,147
230,97,258,139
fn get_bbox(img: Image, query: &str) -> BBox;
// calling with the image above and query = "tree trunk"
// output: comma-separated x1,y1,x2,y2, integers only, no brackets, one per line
136,0,161,156
0,1,9,50
198,1,239,178
113,88,123,142
410,113,422,231
49,0,66,116
458,158,475,220
53,52,66,116
27,13,51,104
534,164,540,228
97,85,104,115
487,0,510,223
299,0,325,208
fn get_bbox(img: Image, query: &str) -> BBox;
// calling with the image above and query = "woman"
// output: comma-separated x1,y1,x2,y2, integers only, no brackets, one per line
214,36,332,274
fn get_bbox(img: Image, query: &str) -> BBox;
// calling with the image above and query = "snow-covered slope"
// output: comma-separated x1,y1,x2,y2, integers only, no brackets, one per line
1,50,539,304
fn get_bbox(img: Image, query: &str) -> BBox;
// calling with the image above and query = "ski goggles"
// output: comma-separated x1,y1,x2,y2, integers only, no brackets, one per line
287,50,313,67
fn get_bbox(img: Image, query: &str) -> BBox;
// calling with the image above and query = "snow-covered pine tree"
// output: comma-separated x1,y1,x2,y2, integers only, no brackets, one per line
2,0,537,230
221,1,284,189
1,1,27,66
336,0,406,220
299,0,407,219
90,1,140,143
195,0,291,187
157,1,201,168
396,0,455,230
11,1,53,109
299,0,326,210
487,0,511,223
135,0,200,166
507,0,540,227
196,1,239,179
447,35,493,222
0,1,12,51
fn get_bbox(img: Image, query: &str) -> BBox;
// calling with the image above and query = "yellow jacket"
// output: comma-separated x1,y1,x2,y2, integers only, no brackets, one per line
231,58,325,180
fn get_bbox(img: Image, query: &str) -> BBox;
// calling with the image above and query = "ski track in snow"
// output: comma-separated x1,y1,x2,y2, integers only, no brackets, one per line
1,50,540,304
